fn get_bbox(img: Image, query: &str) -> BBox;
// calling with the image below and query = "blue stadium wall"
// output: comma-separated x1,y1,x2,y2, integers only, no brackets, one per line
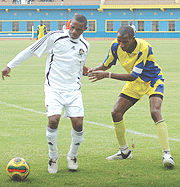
0,5,180,38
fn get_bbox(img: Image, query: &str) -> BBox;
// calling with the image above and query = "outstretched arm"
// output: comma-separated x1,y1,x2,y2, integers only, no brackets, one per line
89,71,136,82
1,47,34,80
88,64,110,73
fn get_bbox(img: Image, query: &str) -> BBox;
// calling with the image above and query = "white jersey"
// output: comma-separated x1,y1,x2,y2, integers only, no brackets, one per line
30,29,90,91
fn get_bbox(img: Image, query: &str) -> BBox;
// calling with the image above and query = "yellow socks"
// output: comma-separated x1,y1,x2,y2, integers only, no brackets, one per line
156,120,169,151
114,120,127,147
114,119,170,154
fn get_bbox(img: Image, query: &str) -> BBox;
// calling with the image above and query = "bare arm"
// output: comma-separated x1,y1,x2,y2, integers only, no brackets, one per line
89,71,136,82
88,64,111,73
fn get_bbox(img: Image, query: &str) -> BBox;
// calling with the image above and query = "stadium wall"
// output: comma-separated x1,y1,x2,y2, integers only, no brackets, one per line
0,4,180,38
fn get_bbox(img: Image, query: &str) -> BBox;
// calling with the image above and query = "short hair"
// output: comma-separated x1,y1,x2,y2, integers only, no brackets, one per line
72,13,87,27
118,26,134,39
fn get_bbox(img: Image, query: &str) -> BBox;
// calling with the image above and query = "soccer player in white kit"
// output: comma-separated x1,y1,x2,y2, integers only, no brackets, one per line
129,21,136,34
2,13,90,173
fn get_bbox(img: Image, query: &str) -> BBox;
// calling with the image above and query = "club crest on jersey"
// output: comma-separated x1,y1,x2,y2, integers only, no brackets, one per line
79,49,84,56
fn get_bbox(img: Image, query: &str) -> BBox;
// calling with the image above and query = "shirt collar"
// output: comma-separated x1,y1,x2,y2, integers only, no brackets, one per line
67,30,79,43
131,38,141,55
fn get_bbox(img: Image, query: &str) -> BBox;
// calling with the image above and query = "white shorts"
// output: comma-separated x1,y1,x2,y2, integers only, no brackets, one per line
45,87,84,118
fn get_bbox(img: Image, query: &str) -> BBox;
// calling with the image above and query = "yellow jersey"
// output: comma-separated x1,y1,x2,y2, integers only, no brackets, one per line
103,38,164,87
37,25,47,39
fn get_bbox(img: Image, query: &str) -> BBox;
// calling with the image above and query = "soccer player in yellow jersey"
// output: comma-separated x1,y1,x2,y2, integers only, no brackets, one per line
88,26,174,169
37,20,47,40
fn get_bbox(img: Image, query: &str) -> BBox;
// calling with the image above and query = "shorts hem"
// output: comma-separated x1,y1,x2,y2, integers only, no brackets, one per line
119,93,139,105
149,94,163,100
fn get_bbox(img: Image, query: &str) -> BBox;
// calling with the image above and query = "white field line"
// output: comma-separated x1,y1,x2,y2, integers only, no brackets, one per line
0,101,180,143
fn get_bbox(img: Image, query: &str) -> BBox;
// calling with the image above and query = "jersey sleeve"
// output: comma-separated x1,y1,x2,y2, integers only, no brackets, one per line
7,47,34,69
29,31,55,57
131,45,149,79
103,40,118,67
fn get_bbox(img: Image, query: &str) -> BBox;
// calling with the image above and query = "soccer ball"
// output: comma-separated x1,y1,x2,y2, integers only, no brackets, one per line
6,157,30,181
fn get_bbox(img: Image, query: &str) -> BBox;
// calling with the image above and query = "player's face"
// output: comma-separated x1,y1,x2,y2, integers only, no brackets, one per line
69,19,86,39
117,32,135,53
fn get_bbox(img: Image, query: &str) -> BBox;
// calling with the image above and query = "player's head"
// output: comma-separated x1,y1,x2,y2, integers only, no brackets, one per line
69,13,87,39
129,21,132,26
40,20,43,26
117,26,136,53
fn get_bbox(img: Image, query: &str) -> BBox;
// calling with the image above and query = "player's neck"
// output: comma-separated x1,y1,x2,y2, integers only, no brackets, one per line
127,40,137,53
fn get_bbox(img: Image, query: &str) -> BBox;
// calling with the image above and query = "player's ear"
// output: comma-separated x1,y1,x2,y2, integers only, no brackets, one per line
84,26,88,31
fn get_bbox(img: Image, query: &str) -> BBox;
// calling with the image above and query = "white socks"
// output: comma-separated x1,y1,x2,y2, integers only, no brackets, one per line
68,128,84,158
46,127,84,159
46,126,58,160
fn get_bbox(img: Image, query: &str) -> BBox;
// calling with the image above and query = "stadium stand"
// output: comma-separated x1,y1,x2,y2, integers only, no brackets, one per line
0,0,178,5
62,0,101,5
0,0,101,5
104,0,177,5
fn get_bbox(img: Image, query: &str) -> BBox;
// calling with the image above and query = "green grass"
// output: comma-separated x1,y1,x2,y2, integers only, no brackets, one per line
0,39,180,187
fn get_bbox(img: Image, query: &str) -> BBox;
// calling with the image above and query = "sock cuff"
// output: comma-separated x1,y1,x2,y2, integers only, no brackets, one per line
120,143,129,151
47,126,58,133
114,119,124,126
162,149,170,153
155,119,165,125
72,128,84,136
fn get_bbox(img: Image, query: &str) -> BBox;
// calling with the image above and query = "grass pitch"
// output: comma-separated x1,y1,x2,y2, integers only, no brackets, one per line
0,38,180,187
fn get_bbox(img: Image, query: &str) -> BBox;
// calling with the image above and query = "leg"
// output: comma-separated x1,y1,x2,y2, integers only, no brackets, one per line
71,116,83,132
111,95,135,122
149,96,169,150
149,95,174,168
149,95,163,123
106,95,136,160
69,117,84,158
112,96,134,148
46,114,61,173
47,114,61,158
48,114,61,129
67,117,84,171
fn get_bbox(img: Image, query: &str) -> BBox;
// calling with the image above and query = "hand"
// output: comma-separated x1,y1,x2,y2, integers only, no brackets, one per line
2,66,11,80
88,71,109,82
83,66,90,76
87,68,94,74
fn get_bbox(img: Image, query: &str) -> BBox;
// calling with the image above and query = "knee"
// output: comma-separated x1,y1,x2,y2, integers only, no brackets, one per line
73,122,83,132
48,115,60,129
71,117,83,132
150,108,162,122
111,109,123,122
